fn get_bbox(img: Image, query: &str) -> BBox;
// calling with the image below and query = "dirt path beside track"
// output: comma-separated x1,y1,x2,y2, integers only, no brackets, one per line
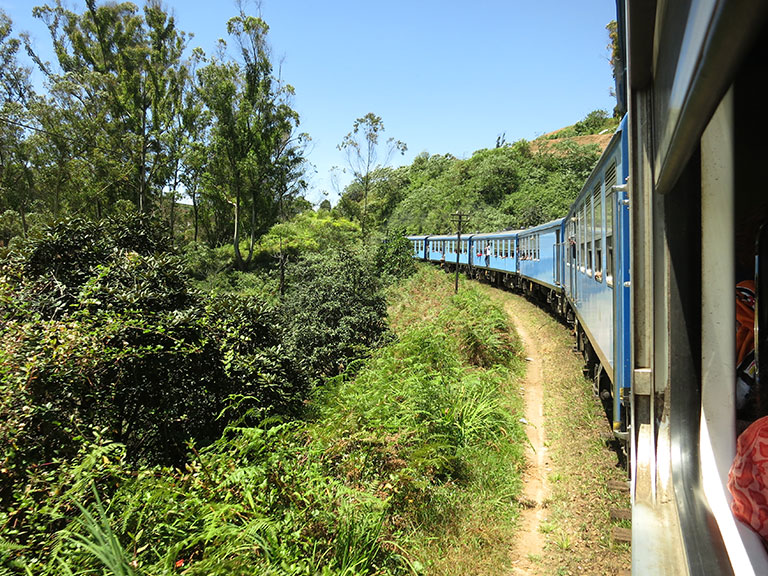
508,311,550,574
479,286,631,576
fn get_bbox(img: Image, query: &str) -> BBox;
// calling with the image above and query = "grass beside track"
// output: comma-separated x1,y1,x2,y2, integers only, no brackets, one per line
6,265,527,575
480,281,632,575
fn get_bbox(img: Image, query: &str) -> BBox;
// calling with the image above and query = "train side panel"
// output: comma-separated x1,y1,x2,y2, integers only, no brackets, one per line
564,129,625,399
518,219,563,291
407,235,429,260
472,231,518,275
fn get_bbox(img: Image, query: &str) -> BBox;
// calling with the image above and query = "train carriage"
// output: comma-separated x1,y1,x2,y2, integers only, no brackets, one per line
425,234,454,264
440,233,474,268
517,218,564,292
470,230,518,277
406,235,429,261
564,119,630,436
626,1,768,574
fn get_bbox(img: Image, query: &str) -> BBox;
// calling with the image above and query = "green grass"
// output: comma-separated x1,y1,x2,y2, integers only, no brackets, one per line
4,266,526,576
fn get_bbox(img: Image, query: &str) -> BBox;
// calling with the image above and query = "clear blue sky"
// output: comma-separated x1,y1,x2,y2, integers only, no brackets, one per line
4,0,618,205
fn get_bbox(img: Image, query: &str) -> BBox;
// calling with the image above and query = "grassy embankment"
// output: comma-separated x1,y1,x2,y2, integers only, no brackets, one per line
5,265,527,575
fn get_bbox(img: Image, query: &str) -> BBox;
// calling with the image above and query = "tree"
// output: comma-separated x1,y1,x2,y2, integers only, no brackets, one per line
0,10,36,235
29,0,189,215
338,113,406,240
197,11,305,269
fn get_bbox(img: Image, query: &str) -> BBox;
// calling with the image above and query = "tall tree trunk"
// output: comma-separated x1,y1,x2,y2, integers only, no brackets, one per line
169,170,179,241
191,185,199,243
139,98,148,213
233,193,243,269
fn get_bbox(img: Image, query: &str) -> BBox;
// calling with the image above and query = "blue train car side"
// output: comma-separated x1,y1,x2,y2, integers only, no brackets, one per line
425,234,454,264
406,235,430,261
517,218,564,292
563,119,629,433
471,230,519,275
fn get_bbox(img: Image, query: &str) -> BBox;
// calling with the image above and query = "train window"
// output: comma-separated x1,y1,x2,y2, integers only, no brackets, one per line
578,209,585,271
586,194,594,274
594,184,603,282
605,161,616,285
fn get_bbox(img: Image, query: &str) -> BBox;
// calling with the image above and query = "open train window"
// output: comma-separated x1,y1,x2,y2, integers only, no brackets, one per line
594,184,603,282
586,195,594,275
605,161,616,286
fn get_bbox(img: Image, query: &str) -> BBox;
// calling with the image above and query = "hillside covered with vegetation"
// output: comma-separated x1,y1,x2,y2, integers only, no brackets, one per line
0,2,621,573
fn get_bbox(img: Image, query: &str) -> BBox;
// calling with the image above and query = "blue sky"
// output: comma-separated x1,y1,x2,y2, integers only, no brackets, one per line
4,0,618,204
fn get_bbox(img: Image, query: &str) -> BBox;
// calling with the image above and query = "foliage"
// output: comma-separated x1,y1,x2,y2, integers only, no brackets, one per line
1,267,525,575
282,250,390,380
0,215,308,541
380,137,600,234
546,109,619,139
374,232,416,284
337,114,407,239
181,241,232,280
257,210,360,258
197,11,307,269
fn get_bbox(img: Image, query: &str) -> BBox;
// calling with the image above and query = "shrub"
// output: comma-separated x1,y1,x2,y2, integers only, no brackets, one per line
374,232,416,283
0,216,307,473
282,250,390,380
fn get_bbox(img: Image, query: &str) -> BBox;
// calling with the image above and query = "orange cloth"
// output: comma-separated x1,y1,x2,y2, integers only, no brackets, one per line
729,416,768,541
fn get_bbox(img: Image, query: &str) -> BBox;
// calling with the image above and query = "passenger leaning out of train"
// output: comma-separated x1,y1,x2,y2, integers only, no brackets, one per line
485,243,491,267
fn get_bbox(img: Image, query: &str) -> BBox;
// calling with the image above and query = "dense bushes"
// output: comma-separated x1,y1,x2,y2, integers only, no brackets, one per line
0,216,403,569
0,216,311,475
1,268,525,575
282,250,391,379
374,232,416,283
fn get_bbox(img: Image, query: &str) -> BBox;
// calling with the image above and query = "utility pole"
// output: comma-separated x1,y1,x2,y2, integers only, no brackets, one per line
451,211,470,294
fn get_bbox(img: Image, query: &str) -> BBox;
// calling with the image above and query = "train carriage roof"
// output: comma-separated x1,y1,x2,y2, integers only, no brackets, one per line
424,233,476,241
471,229,520,240
517,218,565,237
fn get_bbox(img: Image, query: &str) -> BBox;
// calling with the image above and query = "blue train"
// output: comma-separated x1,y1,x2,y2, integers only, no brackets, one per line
408,119,631,433
409,1,768,573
